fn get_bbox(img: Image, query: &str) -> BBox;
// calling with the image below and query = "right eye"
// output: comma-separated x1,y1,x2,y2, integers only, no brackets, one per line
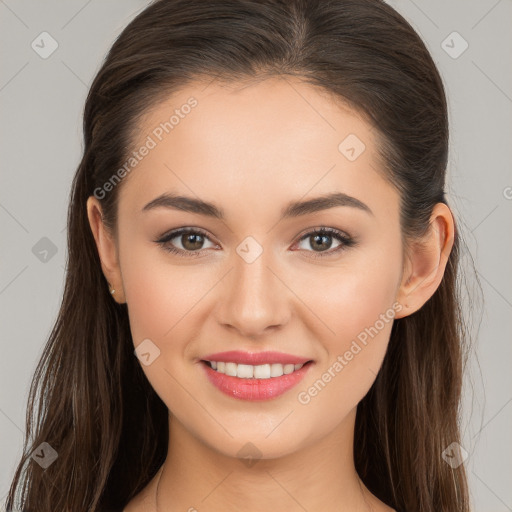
156,227,217,257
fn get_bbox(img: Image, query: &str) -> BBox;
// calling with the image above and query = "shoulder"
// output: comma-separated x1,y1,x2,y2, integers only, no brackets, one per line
121,480,156,512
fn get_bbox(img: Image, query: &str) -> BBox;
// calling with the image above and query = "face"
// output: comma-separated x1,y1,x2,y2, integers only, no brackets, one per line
91,77,407,459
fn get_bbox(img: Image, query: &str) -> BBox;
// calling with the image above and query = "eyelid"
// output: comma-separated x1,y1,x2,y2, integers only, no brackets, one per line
156,227,218,254
293,227,355,257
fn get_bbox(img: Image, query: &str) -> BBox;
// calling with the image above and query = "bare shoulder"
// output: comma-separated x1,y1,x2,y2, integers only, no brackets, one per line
123,465,163,512
367,492,400,512
122,480,156,512
380,501,399,512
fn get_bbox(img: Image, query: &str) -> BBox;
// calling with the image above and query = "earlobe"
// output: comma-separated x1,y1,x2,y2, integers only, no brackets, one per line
86,196,125,303
394,203,454,319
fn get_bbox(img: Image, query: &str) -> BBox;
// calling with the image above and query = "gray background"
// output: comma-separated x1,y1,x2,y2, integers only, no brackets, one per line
1,0,511,510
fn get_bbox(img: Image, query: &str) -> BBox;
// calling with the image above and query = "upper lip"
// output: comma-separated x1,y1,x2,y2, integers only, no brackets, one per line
201,350,312,366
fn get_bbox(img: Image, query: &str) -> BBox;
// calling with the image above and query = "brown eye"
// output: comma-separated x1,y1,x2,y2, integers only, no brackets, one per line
295,227,355,258
156,226,356,259
156,228,216,257
180,232,206,251
306,233,335,252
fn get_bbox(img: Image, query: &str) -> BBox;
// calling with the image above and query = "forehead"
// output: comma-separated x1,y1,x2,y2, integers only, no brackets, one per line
117,77,397,221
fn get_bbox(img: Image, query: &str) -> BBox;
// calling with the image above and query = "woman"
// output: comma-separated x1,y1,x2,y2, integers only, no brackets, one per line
6,0,473,510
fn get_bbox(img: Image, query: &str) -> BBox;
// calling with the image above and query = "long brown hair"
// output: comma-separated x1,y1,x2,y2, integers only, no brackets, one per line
6,0,474,510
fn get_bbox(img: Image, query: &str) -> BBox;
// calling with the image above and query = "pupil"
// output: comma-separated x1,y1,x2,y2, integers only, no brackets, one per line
312,234,331,251
184,233,203,250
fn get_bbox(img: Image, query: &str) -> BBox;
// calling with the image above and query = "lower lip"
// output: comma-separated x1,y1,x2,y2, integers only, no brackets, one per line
201,361,313,401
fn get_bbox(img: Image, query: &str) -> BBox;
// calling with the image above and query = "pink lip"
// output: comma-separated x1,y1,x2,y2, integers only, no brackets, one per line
201,350,312,366
201,360,313,401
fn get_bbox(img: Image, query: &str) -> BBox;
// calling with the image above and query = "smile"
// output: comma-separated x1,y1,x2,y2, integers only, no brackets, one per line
200,360,314,401
204,360,305,379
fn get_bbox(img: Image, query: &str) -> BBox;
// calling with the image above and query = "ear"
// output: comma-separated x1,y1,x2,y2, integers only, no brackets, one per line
86,196,126,304
394,203,455,319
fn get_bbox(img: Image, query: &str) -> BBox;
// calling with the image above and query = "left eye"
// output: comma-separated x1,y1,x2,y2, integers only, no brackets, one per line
295,228,354,256
155,227,355,259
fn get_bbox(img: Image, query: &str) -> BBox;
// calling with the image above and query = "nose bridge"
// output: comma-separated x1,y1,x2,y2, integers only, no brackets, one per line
219,236,288,336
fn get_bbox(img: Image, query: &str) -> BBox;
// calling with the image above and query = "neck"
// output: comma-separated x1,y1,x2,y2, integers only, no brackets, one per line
154,407,377,512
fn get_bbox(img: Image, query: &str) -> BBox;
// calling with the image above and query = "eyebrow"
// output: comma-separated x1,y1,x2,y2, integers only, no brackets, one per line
141,191,373,219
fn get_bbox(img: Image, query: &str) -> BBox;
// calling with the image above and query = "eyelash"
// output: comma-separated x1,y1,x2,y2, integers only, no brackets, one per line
155,226,356,259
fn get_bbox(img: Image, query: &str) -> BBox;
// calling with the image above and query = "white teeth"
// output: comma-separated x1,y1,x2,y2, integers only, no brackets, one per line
207,361,305,378
225,362,238,377
237,364,254,378
270,363,283,377
284,364,295,374
254,364,271,379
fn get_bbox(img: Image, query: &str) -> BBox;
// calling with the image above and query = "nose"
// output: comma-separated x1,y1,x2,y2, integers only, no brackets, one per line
215,246,290,338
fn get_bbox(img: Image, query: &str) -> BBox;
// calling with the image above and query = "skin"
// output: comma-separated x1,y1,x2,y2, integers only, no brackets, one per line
87,76,454,512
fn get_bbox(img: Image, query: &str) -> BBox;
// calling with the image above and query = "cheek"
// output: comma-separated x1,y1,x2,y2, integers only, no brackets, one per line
121,244,209,344
296,254,400,349
294,295,396,436
120,248,209,408
292,252,401,407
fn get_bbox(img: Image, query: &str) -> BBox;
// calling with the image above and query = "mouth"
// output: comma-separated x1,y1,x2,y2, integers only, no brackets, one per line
199,359,314,401
201,359,313,379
